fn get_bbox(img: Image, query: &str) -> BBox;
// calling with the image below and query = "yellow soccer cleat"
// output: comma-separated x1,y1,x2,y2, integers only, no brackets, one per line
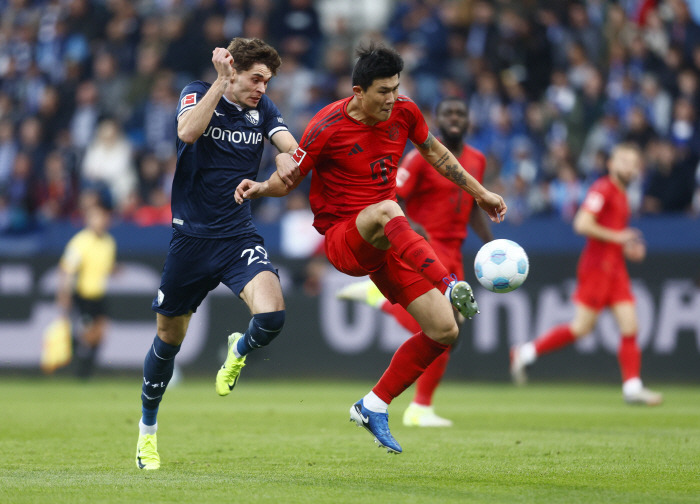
216,332,247,396
135,433,160,470
336,279,386,308
402,402,453,427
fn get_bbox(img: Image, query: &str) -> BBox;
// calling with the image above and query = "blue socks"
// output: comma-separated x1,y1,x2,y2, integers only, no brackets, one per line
236,310,286,357
141,335,181,425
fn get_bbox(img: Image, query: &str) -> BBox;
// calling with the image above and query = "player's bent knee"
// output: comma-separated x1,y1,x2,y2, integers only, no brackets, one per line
248,310,286,348
428,322,459,345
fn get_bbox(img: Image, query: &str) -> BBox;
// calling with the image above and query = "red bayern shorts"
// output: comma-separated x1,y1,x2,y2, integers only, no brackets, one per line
572,265,635,311
324,217,433,308
430,238,464,281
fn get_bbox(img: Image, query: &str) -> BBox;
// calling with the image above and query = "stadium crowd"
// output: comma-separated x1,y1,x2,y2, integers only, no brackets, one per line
1,0,700,237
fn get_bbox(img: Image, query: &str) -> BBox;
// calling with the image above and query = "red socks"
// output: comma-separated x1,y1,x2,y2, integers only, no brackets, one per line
380,300,421,334
534,324,576,355
414,349,451,406
379,300,449,406
372,331,449,404
618,335,641,382
384,216,450,293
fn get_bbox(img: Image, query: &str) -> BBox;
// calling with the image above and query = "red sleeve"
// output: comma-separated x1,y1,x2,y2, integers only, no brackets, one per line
292,105,344,176
395,149,424,199
581,180,607,216
399,97,430,145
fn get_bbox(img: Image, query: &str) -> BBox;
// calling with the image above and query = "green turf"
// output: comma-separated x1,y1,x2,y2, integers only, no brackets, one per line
1,378,698,504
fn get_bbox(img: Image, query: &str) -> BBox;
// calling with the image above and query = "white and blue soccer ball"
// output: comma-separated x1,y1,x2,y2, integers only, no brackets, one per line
474,239,529,293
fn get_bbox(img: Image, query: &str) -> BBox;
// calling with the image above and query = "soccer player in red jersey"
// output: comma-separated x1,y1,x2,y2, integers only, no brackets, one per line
510,143,662,405
336,97,494,427
236,43,507,453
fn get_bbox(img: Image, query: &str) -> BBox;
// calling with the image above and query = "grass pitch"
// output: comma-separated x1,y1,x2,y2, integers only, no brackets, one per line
1,378,698,504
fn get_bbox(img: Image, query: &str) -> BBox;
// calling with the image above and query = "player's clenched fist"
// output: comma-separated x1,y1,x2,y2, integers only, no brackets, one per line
212,47,234,83
235,179,264,204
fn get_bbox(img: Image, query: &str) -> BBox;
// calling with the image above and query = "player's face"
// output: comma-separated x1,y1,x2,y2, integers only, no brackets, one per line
608,148,642,187
231,63,272,108
436,101,468,143
359,75,400,123
86,206,110,235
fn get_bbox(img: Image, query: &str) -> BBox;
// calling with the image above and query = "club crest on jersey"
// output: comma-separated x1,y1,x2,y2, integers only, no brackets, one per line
388,123,400,141
181,93,196,107
245,110,260,125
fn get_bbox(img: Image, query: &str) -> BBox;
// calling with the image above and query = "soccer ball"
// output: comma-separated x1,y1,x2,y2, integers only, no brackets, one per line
474,239,529,293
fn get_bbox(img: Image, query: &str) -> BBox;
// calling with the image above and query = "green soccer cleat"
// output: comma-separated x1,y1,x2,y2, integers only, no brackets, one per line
216,332,247,396
135,433,160,470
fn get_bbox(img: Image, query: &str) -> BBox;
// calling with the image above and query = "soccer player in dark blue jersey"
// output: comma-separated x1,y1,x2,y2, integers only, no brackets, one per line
135,38,299,470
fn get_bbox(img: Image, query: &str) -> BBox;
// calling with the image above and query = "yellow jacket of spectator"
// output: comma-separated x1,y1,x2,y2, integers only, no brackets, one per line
60,229,116,300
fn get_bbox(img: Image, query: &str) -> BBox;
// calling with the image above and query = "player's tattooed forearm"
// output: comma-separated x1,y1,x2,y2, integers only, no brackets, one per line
445,163,468,187
433,152,449,169
417,132,435,150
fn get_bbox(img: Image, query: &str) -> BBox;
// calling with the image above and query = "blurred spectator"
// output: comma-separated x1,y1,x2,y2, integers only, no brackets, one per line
81,119,136,211
548,162,585,221
36,150,77,221
638,74,672,136
69,81,99,150
0,120,18,185
644,139,698,213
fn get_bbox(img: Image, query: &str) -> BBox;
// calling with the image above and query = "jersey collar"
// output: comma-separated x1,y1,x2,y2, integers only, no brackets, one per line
223,94,244,111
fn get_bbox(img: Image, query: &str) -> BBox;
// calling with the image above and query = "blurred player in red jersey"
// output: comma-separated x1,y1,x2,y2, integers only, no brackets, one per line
236,43,507,453
510,143,662,406
336,97,494,427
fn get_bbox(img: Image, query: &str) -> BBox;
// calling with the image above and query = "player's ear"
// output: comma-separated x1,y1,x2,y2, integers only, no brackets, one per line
352,85,364,100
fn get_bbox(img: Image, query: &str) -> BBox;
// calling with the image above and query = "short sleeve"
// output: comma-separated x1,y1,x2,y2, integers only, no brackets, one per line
582,188,606,215
261,96,289,140
60,236,83,274
396,149,424,199
176,81,209,120
400,97,430,145
292,106,343,176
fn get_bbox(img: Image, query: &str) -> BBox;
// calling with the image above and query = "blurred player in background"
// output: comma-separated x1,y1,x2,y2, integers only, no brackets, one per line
56,199,115,379
135,38,300,470
336,97,493,427
236,43,507,453
510,143,662,406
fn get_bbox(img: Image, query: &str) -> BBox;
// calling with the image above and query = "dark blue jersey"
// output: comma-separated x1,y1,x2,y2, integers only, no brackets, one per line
172,81,288,238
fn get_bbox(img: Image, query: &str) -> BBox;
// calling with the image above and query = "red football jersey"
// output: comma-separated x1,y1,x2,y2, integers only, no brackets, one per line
578,175,629,274
292,95,430,234
395,144,486,242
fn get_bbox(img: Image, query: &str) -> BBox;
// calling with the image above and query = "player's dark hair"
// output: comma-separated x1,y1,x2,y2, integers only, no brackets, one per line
436,97,468,115
352,42,404,90
227,38,282,76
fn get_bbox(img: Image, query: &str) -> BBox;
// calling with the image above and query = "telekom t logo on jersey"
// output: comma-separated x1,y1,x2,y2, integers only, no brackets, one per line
370,155,395,185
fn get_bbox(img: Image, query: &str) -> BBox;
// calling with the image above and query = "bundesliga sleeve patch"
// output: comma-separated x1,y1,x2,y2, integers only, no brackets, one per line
583,191,604,213
291,147,307,166
181,93,197,108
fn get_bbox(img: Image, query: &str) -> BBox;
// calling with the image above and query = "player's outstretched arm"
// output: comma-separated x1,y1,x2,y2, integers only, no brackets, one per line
178,48,235,144
235,171,305,204
573,208,642,245
414,133,507,222
270,132,301,188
